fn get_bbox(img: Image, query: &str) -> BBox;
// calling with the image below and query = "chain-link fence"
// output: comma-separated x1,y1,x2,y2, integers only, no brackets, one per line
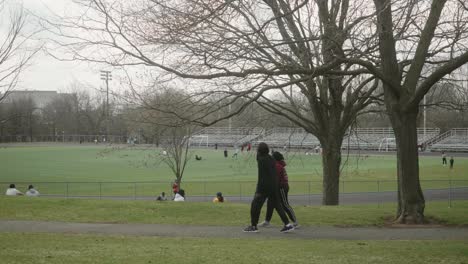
3,180,467,206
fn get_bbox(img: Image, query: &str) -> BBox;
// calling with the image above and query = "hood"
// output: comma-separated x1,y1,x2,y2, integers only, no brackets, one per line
277,160,286,167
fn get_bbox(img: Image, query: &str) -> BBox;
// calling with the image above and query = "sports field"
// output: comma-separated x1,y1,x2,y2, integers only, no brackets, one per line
1,145,467,197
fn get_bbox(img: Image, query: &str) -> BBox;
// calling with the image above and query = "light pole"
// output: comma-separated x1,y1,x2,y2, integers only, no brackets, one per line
100,70,112,141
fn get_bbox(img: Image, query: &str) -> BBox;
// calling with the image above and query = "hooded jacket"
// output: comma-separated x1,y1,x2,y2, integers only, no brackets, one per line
256,153,279,193
275,160,289,188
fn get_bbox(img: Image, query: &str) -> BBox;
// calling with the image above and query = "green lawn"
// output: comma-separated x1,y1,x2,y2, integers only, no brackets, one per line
0,145,467,196
1,233,467,264
1,196,467,263
1,197,467,226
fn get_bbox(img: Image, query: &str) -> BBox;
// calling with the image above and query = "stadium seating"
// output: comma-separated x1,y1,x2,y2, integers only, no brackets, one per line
193,127,443,151
430,128,468,152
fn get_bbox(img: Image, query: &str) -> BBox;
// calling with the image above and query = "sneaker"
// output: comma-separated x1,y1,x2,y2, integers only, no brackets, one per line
293,222,300,229
258,221,270,227
280,224,295,233
243,225,259,233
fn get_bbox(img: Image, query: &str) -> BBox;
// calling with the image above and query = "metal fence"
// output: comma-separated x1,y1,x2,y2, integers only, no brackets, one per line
0,135,128,144
3,180,467,206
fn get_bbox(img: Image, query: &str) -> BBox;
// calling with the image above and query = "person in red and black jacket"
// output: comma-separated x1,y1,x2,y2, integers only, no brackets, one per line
259,151,299,228
172,181,179,197
243,143,294,233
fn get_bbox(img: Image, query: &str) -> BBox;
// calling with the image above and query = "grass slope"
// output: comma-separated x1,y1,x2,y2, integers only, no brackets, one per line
1,197,467,226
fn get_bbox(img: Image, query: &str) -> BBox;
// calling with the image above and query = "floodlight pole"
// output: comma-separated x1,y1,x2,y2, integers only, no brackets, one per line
100,70,112,141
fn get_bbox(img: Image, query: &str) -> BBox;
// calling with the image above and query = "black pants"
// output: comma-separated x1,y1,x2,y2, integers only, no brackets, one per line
250,190,289,227
265,186,297,223
442,158,447,165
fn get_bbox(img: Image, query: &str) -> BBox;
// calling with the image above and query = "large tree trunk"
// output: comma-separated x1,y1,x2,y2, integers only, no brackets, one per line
321,138,343,205
390,110,425,224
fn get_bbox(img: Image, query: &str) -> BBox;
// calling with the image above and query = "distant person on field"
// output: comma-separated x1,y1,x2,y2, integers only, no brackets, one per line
213,192,225,203
224,148,228,158
442,151,447,166
243,142,294,233
25,185,40,197
174,189,185,202
156,192,167,201
232,146,239,158
260,151,298,228
5,184,23,196
450,156,454,169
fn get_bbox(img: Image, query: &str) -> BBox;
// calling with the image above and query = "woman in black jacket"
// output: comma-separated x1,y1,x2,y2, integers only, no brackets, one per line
243,142,294,233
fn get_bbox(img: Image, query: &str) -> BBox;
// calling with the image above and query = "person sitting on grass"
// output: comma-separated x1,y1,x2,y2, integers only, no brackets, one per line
213,192,225,203
25,185,40,197
5,184,23,196
156,192,167,201
174,189,185,202
172,181,180,198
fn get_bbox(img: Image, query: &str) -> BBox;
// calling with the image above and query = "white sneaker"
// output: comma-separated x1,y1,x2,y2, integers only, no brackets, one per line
293,222,300,229
258,221,270,227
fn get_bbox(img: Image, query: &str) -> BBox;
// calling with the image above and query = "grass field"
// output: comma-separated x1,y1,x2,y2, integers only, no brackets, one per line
1,233,467,264
1,198,467,263
2,146,467,264
1,197,467,226
1,145,467,197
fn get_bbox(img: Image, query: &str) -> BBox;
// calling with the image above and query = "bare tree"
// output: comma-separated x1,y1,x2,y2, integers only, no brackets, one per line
0,1,37,102
45,0,381,205
348,0,468,223
126,87,201,186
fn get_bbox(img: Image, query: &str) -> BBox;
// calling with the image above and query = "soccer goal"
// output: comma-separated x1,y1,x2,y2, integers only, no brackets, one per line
190,135,209,147
378,137,395,152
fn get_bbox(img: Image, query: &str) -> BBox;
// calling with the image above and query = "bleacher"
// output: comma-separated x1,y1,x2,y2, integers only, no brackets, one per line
189,126,468,152
430,128,468,152
342,128,440,151
254,127,320,148
191,127,264,147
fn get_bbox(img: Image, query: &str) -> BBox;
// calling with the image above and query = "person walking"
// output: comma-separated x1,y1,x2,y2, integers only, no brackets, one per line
450,156,454,169
243,142,294,233
259,151,299,228
442,151,447,166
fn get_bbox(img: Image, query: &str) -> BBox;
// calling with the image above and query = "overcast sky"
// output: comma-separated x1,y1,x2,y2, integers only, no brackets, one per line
8,0,112,93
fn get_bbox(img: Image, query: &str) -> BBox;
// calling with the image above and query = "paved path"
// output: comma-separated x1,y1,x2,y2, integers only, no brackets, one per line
1,220,467,240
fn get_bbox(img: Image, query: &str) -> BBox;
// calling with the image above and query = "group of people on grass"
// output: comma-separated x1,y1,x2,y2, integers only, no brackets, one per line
155,182,186,202
5,184,40,197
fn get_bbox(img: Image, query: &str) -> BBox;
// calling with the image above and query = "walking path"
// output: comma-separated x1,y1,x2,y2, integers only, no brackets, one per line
1,220,467,240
